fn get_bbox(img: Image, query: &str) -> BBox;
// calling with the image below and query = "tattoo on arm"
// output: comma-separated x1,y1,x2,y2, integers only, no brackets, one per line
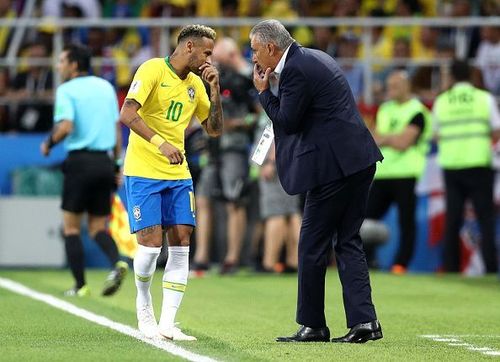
119,97,158,142
123,99,141,110
121,98,144,127
208,91,223,135
129,116,141,126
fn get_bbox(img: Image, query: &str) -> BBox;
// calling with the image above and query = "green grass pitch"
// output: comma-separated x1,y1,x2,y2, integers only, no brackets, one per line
1,269,500,361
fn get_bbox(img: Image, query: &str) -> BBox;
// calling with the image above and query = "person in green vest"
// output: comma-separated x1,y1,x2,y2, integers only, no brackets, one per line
366,70,432,274
433,59,500,273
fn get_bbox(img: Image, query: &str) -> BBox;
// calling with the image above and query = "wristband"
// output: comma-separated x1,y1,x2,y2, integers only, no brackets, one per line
46,134,56,149
150,134,166,148
114,158,123,173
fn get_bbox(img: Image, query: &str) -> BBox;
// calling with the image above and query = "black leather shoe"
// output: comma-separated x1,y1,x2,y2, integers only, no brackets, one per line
331,320,383,343
276,326,330,342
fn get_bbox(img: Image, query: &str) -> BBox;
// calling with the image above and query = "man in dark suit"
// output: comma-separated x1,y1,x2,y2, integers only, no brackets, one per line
250,20,383,343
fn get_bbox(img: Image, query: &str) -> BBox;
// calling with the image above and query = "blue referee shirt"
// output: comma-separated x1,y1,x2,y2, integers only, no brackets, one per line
54,75,119,151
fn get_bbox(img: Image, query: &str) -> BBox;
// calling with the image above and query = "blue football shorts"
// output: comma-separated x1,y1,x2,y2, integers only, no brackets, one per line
125,176,196,233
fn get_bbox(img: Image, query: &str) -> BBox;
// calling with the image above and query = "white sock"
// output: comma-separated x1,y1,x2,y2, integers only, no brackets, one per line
159,246,189,329
134,245,161,308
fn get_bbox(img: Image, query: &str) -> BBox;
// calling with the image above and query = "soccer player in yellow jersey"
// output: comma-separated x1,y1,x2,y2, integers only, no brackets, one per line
119,25,223,341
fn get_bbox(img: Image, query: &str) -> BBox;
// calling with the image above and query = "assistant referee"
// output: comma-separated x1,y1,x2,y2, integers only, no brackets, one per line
41,44,128,296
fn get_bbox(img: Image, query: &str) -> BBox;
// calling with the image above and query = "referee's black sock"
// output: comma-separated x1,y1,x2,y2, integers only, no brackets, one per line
64,234,86,289
94,231,120,266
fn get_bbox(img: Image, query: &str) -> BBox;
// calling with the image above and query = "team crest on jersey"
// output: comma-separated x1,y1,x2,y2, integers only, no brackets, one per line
133,205,142,221
187,87,195,102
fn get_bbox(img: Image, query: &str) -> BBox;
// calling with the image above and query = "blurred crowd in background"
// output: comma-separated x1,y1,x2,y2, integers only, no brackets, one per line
2,0,500,274
1,0,500,132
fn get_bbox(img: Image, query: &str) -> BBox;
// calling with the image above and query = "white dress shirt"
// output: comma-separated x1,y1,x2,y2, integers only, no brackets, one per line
269,43,292,96
274,43,292,78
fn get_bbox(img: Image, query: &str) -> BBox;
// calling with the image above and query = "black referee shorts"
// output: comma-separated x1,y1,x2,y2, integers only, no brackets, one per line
61,150,114,215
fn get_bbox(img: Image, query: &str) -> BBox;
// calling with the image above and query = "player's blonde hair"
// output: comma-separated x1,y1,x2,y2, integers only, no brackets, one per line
177,25,216,44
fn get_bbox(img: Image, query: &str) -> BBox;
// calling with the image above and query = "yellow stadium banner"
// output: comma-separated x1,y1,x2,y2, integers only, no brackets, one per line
109,194,137,258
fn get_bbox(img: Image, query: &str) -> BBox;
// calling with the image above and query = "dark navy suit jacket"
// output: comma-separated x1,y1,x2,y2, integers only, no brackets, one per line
259,42,383,195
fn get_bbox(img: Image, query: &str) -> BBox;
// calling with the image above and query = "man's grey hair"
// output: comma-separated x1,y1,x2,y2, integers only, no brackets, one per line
250,20,294,50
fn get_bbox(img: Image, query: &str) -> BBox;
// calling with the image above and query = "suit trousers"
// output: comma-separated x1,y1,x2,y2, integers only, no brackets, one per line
296,164,378,328
443,167,497,273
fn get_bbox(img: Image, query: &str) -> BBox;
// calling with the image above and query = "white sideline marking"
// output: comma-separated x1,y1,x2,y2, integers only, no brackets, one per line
421,334,500,358
485,352,500,356
438,335,500,338
0,277,217,362
468,347,494,352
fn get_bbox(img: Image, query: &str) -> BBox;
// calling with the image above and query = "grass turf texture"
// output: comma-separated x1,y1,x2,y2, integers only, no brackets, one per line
1,269,500,361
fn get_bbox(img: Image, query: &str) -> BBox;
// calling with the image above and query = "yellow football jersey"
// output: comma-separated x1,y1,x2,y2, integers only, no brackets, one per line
124,57,210,180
